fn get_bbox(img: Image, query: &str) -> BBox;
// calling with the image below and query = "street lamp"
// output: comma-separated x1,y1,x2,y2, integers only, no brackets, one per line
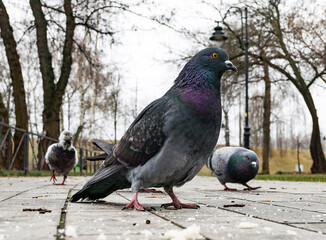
209,7,250,149
209,22,228,47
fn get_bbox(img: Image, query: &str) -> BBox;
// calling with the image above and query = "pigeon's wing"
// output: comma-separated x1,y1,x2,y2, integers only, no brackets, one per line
113,97,168,167
45,144,55,164
211,148,235,184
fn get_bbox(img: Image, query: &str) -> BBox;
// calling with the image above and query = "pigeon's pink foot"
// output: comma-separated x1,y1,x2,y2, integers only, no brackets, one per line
122,192,153,211
162,188,199,209
243,184,261,191
58,175,67,186
223,184,237,191
50,171,57,183
140,188,163,193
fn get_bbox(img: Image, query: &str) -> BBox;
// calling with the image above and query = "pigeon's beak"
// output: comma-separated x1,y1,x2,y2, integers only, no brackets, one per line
225,60,237,71
251,161,257,168
64,135,73,141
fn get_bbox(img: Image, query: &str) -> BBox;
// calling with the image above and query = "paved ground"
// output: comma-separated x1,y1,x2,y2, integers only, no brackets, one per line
0,176,326,240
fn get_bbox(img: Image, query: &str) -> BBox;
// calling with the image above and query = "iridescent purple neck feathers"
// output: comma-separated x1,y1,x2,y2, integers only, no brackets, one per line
173,65,221,115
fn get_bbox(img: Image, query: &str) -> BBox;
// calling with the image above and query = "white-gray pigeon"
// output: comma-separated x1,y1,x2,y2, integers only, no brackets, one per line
45,130,78,185
70,47,237,210
207,147,260,191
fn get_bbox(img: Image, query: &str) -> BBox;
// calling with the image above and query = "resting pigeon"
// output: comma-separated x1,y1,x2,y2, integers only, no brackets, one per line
45,130,78,185
70,47,237,210
207,147,260,191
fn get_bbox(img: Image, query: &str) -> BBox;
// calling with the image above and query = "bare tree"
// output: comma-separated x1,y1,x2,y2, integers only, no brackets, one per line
261,59,271,173
248,0,326,173
29,0,75,142
0,0,29,170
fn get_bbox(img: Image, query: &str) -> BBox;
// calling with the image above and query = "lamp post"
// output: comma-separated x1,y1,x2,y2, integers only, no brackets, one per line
209,7,250,149
209,22,228,47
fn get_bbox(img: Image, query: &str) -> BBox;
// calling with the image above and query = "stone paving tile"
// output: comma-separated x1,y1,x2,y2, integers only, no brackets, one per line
1,176,326,240
116,190,326,240
0,176,84,240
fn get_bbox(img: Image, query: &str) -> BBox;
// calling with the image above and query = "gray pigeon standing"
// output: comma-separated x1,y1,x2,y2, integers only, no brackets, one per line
70,47,237,210
45,130,78,185
207,147,260,191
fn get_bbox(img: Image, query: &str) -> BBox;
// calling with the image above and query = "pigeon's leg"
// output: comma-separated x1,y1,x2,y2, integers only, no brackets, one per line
223,184,237,191
49,170,57,183
122,191,154,211
243,183,261,191
161,187,199,209
59,175,67,185
140,188,163,193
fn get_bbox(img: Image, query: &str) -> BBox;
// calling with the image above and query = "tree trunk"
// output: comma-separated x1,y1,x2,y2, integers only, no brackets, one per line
73,125,83,146
238,94,242,146
310,119,326,173
0,0,29,170
114,100,118,144
297,139,301,174
299,89,326,173
262,61,271,174
75,85,86,144
223,110,230,146
0,92,9,169
0,92,9,125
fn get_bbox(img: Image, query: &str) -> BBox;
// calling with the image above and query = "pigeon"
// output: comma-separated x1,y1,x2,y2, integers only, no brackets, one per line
207,147,261,191
70,47,237,210
45,130,78,185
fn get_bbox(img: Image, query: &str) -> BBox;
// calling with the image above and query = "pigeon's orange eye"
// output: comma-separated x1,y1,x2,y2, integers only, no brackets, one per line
212,53,218,59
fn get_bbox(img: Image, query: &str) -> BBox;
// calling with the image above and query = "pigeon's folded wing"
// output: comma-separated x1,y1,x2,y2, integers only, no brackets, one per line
113,97,168,167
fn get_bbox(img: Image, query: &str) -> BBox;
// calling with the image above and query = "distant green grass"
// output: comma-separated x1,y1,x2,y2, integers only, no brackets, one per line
254,174,326,182
0,170,94,177
197,170,326,182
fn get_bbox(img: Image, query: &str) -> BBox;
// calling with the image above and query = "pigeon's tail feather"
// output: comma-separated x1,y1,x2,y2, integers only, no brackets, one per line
85,139,113,161
86,153,107,161
70,158,130,202
93,139,115,155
